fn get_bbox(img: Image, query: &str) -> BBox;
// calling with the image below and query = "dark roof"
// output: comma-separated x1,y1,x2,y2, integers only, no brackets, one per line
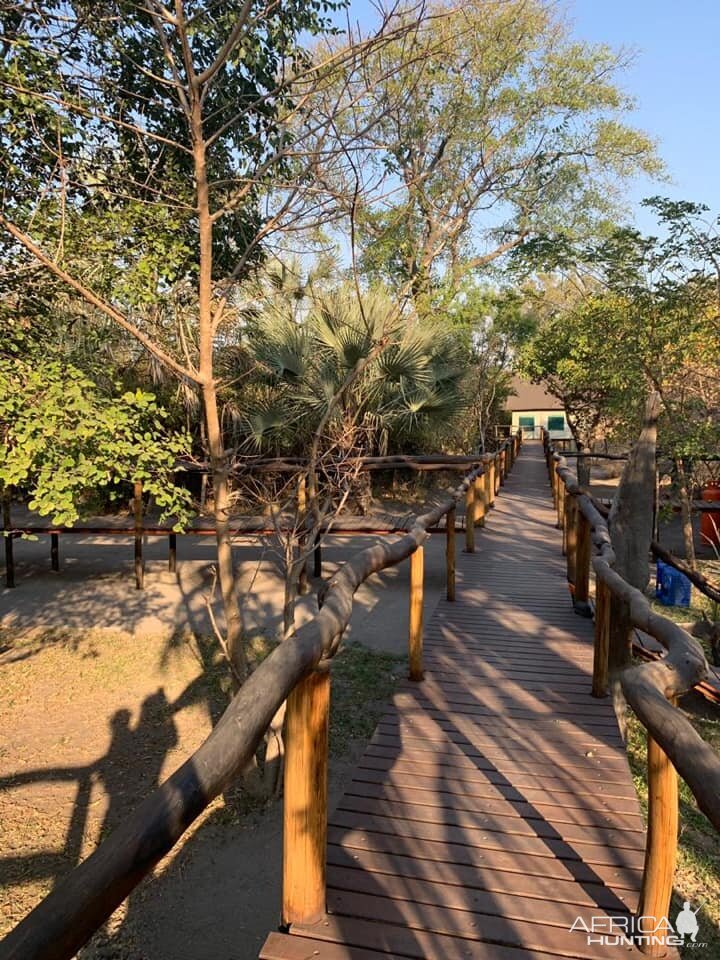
505,376,564,412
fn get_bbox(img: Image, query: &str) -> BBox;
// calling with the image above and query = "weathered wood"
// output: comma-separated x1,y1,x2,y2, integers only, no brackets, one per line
557,478,566,539
133,480,143,591
565,494,577,583
473,474,485,527
297,474,309,596
574,507,592,615
550,446,720,832
409,546,424,681
483,457,493,514
2,490,14,589
0,458,486,960
168,533,177,573
464,484,475,553
498,449,506,486
282,667,330,927
638,715,678,957
446,508,456,602
493,454,500,498
592,578,610,698
51,532,60,572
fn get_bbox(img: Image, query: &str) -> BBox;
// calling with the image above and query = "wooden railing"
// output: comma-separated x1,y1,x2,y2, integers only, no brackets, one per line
542,429,720,957
0,433,521,960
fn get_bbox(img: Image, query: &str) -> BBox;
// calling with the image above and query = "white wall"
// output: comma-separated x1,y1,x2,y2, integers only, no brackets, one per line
510,410,572,440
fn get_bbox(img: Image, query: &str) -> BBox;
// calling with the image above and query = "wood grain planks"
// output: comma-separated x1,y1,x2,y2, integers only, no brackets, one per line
260,443,646,959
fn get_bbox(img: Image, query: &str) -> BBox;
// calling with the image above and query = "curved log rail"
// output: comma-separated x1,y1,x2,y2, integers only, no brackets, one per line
0,434,521,960
541,429,720,957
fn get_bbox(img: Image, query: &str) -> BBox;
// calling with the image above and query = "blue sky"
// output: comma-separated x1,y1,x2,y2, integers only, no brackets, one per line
345,0,719,234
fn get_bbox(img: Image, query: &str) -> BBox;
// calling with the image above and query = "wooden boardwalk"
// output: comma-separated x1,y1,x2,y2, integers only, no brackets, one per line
260,442,646,960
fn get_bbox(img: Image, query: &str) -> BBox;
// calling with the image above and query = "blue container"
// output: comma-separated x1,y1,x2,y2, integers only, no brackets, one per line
655,561,691,607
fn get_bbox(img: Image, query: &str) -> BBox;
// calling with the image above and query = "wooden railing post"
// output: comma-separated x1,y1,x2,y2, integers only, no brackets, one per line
282,666,330,928
592,578,610,697
494,453,501,497
499,448,506,486
557,477,566,535
51,532,60,572
134,480,144,591
464,483,475,552
638,714,679,957
483,456,493,515
446,507,456,601
409,545,424,680
565,494,577,584
487,455,497,507
574,508,592,617
473,472,486,527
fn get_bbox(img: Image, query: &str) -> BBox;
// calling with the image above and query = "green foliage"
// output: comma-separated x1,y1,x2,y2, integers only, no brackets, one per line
519,199,720,452
235,284,468,455
337,0,660,303
0,357,192,527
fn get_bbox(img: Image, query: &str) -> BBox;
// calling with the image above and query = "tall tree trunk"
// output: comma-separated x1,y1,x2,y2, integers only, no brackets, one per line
675,457,696,570
192,97,247,683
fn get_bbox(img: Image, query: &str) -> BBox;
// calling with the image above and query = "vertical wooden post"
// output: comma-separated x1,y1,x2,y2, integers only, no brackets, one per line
3,491,15,589
168,533,177,573
592,578,610,697
484,457,493,513
464,484,475,552
499,448,506,486
313,534,322,578
409,545,424,680
473,473,485,527
565,494,577,584
134,480,144,591
446,507,456,601
557,477,566,533
574,508,591,614
51,533,60,572
493,454,501,497
638,712,678,957
282,667,330,927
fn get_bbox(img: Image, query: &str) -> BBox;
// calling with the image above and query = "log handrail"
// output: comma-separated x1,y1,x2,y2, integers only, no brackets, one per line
542,427,720,956
0,434,522,960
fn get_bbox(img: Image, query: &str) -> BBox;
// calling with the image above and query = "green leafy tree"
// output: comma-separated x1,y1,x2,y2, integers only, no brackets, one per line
0,355,192,527
319,0,661,310
0,1,402,680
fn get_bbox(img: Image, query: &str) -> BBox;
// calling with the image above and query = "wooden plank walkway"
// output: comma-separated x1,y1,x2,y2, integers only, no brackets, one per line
260,442,647,960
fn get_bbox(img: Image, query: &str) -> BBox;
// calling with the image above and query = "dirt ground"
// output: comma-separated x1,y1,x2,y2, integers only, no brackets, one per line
0,526,447,958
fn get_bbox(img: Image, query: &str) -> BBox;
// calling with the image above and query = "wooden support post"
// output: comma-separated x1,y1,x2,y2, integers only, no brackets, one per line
473,474,485,527
3,491,14,589
499,448,506,486
168,533,177,573
574,508,592,616
592,578,610,698
313,534,322,578
638,713,678,957
493,454,501,497
282,667,330,928
487,457,496,507
446,507,456,602
134,480,144,591
557,477,566,534
565,494,577,584
409,546,424,680
464,484,475,553
51,533,60,572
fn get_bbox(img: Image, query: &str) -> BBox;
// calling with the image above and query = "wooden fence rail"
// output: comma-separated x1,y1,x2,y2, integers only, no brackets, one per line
0,434,521,960
542,429,720,958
